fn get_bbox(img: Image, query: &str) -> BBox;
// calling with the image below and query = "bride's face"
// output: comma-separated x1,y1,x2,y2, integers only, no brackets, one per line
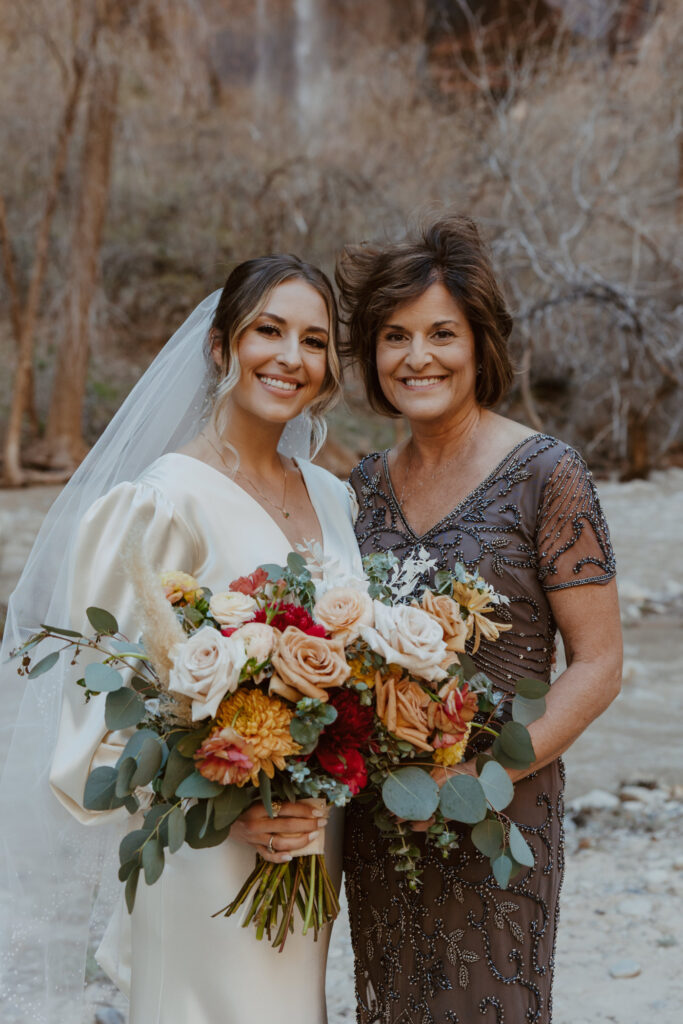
219,278,331,425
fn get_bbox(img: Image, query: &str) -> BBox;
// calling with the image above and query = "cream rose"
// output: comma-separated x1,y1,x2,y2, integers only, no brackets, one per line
360,601,448,683
313,586,374,644
209,591,257,628
168,627,247,721
232,621,276,664
418,591,469,654
270,626,351,702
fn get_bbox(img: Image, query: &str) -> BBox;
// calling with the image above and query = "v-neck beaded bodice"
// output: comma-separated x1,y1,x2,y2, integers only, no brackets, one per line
351,433,615,692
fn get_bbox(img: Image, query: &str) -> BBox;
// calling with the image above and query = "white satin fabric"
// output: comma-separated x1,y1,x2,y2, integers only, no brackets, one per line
49,452,363,1024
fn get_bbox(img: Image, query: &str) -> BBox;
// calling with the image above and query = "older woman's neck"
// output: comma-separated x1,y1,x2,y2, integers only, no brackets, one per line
407,404,483,466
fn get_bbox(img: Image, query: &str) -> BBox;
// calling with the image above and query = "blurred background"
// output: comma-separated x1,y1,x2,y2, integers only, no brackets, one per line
0,0,681,485
1,3,682,1022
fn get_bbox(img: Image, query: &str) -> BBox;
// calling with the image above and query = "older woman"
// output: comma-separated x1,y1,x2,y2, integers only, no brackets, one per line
336,216,622,1024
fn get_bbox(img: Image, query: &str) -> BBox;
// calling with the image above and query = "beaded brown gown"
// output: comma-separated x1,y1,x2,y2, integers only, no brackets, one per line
344,433,616,1024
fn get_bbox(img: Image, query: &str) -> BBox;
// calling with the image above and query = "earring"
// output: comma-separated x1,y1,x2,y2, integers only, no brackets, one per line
476,365,482,376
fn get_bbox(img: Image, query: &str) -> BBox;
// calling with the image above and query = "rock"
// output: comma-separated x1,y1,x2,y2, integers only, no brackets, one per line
657,935,678,948
569,789,620,813
577,837,592,850
616,895,652,918
609,959,642,979
619,784,663,804
673,857,683,871
95,1009,125,1024
644,868,669,892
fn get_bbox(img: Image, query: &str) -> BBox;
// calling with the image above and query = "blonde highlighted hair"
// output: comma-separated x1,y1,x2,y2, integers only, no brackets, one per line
207,254,342,457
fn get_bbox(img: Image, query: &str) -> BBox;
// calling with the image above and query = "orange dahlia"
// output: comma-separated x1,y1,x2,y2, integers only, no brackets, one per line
214,688,300,784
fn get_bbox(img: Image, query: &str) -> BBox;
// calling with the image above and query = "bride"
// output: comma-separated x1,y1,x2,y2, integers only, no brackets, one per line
0,254,362,1023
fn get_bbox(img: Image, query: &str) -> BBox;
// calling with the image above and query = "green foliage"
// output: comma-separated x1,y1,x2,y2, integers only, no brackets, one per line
479,761,514,811
84,662,124,692
160,745,196,800
213,786,254,831
105,687,146,730
83,766,126,811
498,721,536,764
471,818,505,859
508,822,534,868
512,693,546,725
259,769,273,816
438,774,487,824
362,551,398,603
175,771,223,799
381,766,440,821
492,851,514,888
86,606,119,635
27,651,60,678
40,624,83,639
515,678,550,699
167,806,186,853
141,836,164,885
184,802,232,849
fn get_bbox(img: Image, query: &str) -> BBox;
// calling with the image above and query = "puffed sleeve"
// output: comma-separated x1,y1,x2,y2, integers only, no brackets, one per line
49,480,198,824
536,447,616,592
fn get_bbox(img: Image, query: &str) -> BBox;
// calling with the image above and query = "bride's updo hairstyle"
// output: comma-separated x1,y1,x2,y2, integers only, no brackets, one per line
335,214,513,416
208,253,342,455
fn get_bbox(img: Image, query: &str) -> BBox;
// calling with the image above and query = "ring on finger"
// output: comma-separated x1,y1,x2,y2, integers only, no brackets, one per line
268,835,275,854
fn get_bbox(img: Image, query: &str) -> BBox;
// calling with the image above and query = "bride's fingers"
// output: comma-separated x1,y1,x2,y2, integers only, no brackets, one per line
255,845,293,864
250,801,327,822
260,832,319,853
263,816,328,835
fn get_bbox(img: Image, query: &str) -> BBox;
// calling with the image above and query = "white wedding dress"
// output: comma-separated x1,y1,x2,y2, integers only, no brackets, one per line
49,452,362,1024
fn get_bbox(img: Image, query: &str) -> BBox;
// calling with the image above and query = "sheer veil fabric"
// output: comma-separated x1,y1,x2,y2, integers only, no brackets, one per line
0,291,314,1022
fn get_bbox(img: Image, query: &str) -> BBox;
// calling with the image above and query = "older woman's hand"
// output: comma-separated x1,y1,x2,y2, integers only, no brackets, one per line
231,800,328,863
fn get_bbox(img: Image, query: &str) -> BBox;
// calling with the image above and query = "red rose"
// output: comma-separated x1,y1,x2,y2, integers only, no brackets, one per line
253,603,327,638
317,747,368,795
229,568,269,597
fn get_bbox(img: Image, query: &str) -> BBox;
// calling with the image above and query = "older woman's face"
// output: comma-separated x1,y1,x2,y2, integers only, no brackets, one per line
375,282,477,424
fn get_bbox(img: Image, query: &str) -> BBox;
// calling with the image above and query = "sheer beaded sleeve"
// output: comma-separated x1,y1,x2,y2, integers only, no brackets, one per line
536,447,616,592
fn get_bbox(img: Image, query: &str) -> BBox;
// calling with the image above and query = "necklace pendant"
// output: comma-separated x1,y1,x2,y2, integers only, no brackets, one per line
283,511,290,518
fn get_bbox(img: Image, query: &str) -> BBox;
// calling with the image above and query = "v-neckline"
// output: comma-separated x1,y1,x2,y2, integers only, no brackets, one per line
163,452,327,553
381,433,544,543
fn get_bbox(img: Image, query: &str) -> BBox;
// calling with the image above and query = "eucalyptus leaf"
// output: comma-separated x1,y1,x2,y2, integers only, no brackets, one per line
499,721,536,765
471,818,505,859
198,798,215,839
184,803,232,849
117,728,159,766
119,829,148,865
176,771,224,799
108,639,148,658
130,736,164,788
124,795,139,814
118,858,138,883
182,606,204,627
492,851,514,888
141,836,164,885
40,624,83,638
83,766,126,811
490,735,529,770
381,767,440,821
160,745,196,800
86,606,119,635
28,651,60,678
438,774,487,824
125,866,140,913
515,677,550,700
287,552,307,575
105,687,146,730
512,694,546,726
290,719,321,746
479,761,514,812
167,806,186,853
175,727,211,757
457,653,478,680
143,804,172,834
84,662,124,693
258,563,285,581
213,786,253,831
115,757,138,798
508,822,535,868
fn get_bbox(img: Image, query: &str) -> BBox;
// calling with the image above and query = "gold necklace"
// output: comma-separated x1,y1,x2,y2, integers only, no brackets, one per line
201,431,291,518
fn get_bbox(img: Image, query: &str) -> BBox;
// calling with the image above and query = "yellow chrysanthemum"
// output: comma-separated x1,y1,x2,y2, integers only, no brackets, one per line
432,724,472,767
160,570,201,606
347,655,377,689
214,688,300,784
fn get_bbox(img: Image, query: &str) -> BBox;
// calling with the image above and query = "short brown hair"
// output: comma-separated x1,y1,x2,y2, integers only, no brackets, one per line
335,215,513,416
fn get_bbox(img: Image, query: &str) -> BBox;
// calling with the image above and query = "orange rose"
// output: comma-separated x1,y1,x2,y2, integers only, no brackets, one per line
375,673,433,751
269,626,351,703
418,591,469,654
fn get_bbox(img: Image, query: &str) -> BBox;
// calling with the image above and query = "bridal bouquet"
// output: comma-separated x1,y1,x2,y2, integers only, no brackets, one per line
347,549,549,890
12,547,374,950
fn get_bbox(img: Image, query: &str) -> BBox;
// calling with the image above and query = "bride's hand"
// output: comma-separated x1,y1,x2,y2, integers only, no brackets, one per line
231,800,328,863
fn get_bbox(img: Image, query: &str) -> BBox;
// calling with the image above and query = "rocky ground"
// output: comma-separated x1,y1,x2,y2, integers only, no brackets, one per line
1,468,682,1023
